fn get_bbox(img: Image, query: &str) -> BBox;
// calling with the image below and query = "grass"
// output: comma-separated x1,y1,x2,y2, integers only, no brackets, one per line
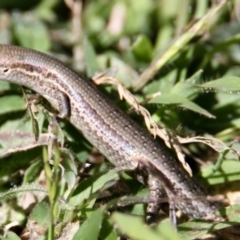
0,0,240,239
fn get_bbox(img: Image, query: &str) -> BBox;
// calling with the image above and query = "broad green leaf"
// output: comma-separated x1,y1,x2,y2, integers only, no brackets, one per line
201,160,240,185
201,76,240,92
35,0,58,21
108,57,138,87
111,213,159,240
69,170,119,207
171,70,203,99
171,82,200,99
73,208,104,240
12,14,51,51
0,96,25,114
29,202,50,226
4,232,21,240
149,93,215,118
156,220,182,240
124,0,153,34
99,218,118,240
112,213,179,240
178,204,240,239
23,159,42,184
132,35,153,61
0,81,11,91
143,70,178,94
62,155,77,188
27,202,50,239
83,37,99,77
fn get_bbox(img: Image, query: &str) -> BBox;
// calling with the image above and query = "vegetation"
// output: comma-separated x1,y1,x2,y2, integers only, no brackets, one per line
0,0,240,239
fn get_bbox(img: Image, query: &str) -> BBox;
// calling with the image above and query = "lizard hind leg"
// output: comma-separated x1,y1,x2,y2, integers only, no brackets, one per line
146,174,169,224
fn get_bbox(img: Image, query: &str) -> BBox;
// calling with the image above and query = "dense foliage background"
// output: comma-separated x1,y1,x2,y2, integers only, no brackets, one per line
0,0,240,239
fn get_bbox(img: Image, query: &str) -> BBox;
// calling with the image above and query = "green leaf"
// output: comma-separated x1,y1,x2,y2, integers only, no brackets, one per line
99,217,118,240
201,160,240,185
124,0,153,34
62,155,77,188
4,232,21,240
12,14,51,51
69,170,119,207
0,81,11,91
201,76,240,93
171,82,200,100
83,37,99,76
34,0,58,21
108,57,138,87
23,159,42,184
171,70,204,99
111,212,159,240
156,220,182,240
132,35,153,61
0,96,25,115
112,213,180,240
73,208,104,240
178,204,240,239
29,202,51,227
149,93,215,118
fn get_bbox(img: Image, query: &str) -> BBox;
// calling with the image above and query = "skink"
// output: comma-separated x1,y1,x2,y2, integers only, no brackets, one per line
0,45,236,237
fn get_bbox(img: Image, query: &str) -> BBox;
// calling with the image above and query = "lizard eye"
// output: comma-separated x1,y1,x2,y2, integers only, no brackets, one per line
3,68,9,73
